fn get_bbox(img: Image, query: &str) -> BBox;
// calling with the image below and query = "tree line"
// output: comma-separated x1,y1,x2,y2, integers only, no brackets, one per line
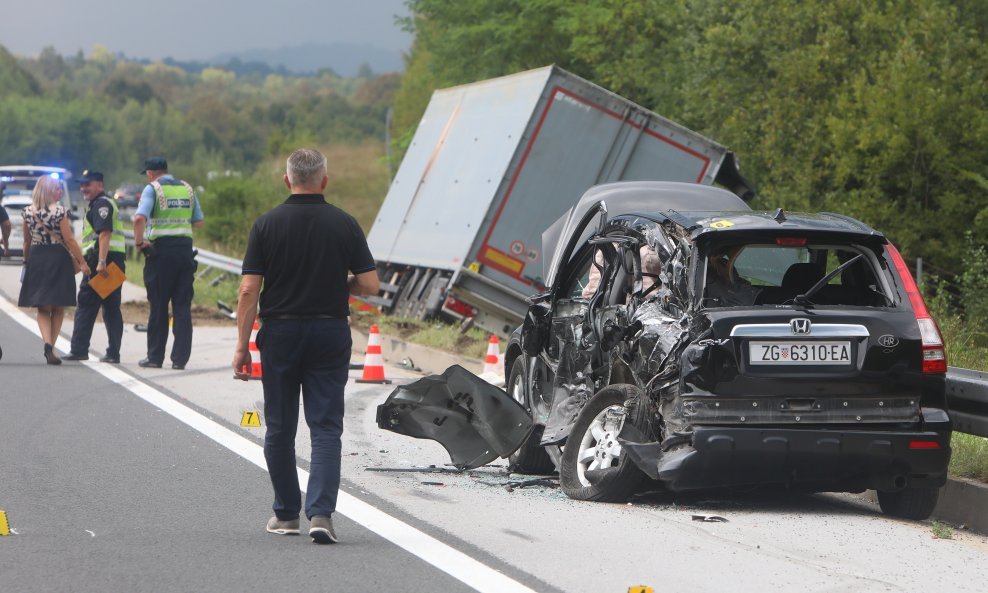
0,44,395,199
0,44,397,250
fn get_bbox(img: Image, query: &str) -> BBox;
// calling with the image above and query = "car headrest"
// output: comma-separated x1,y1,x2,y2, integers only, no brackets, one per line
782,263,825,293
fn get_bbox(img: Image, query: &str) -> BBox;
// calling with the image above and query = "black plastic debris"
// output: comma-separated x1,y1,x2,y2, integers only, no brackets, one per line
216,300,236,319
505,478,558,493
691,515,728,522
365,466,464,475
397,358,422,372
376,365,534,469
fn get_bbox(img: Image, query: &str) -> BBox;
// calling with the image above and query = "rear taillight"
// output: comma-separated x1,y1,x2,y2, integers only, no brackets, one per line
887,244,947,374
444,295,478,318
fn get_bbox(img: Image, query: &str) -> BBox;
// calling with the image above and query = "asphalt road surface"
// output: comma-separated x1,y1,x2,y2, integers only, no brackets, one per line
1,262,988,593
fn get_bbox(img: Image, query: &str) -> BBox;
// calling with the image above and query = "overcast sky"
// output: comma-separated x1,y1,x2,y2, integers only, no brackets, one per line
2,0,412,60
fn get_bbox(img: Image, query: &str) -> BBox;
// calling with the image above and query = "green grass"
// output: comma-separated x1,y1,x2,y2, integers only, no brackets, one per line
931,521,953,539
950,433,988,483
350,311,492,361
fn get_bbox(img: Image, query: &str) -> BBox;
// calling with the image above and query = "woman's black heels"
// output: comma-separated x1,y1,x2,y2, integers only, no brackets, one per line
44,343,62,366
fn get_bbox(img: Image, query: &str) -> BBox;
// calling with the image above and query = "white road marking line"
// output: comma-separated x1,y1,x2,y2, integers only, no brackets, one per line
85,530,96,538
0,297,537,593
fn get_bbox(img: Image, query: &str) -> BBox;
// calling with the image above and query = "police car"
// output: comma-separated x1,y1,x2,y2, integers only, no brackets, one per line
0,166,77,257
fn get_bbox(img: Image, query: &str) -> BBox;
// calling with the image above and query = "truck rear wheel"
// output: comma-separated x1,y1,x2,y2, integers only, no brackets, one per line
878,486,940,520
506,357,556,475
559,384,649,502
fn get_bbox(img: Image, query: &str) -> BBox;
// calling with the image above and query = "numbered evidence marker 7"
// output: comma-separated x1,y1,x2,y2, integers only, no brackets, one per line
240,411,262,427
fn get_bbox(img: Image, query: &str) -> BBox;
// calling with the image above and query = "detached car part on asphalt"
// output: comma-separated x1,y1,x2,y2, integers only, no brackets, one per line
378,181,951,520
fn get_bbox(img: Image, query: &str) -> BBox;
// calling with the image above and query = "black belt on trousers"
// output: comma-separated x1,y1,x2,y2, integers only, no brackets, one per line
262,314,345,320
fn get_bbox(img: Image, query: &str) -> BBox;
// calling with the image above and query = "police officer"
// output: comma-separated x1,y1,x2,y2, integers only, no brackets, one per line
63,170,127,363
133,157,205,369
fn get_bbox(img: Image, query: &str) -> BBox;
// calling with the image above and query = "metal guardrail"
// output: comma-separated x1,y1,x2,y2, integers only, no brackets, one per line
122,231,241,275
193,249,242,275
947,367,988,439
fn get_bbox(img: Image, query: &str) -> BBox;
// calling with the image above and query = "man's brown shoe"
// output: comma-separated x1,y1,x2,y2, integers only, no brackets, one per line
309,515,338,544
265,516,300,535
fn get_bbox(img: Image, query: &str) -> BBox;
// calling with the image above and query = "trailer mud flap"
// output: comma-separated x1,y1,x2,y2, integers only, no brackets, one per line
376,365,535,469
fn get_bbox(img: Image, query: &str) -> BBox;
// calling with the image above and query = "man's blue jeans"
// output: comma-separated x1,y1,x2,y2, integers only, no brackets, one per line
257,318,351,520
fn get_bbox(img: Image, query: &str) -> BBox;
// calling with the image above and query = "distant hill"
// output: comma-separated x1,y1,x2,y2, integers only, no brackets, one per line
211,43,404,77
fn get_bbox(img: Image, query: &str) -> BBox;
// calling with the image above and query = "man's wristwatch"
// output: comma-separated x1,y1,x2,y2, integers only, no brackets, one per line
98,259,107,265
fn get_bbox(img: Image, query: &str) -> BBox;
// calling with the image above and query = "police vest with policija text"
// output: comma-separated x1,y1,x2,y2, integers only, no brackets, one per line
147,180,196,241
81,196,126,255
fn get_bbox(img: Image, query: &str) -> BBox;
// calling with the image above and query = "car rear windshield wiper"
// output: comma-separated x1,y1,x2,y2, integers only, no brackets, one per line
792,254,864,306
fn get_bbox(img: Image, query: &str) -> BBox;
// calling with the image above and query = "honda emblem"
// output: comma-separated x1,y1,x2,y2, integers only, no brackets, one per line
790,318,811,335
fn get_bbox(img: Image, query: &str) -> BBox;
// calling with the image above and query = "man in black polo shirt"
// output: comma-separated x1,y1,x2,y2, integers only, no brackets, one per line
233,148,379,544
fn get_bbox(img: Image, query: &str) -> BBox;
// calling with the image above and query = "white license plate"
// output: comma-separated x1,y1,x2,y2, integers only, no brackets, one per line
749,341,852,365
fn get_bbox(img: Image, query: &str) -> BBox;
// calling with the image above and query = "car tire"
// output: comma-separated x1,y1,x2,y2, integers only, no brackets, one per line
559,384,650,502
877,486,940,520
506,357,556,475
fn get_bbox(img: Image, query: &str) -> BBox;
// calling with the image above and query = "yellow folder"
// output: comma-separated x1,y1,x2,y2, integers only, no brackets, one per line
88,262,127,299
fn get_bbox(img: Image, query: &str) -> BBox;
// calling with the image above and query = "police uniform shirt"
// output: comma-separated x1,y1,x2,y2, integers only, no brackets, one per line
86,193,125,264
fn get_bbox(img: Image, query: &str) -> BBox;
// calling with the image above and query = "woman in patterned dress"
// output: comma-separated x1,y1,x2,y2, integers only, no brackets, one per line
17,176,90,365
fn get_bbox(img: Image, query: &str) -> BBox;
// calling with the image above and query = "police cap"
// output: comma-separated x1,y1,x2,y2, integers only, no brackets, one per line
141,156,168,174
79,170,104,183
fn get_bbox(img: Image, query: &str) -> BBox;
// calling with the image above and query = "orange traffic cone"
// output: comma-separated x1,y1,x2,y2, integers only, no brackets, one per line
249,321,263,380
478,335,505,386
355,324,391,384
482,335,501,375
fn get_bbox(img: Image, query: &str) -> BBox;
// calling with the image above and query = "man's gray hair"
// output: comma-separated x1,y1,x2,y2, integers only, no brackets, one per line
286,148,328,188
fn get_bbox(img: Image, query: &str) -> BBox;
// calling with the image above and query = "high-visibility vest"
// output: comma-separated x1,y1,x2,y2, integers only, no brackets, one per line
147,180,196,241
81,196,126,255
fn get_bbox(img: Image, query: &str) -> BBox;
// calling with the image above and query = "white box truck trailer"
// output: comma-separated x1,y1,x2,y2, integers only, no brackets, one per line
366,66,753,336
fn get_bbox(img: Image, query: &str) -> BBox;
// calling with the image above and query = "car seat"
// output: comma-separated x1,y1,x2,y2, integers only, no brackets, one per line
781,263,825,294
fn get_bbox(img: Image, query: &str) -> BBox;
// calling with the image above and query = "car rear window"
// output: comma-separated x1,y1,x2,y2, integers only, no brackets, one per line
702,241,892,308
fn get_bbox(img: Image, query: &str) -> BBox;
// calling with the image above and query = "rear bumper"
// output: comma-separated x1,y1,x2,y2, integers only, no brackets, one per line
654,413,951,492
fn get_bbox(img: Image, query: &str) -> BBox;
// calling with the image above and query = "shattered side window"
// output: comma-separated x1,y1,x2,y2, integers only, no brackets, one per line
561,248,595,300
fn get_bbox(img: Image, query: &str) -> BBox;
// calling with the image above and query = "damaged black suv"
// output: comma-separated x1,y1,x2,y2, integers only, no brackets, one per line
379,181,951,520
511,181,951,518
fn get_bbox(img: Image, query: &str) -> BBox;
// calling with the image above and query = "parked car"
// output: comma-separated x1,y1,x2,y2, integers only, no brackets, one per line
379,181,951,520
113,183,143,210
0,165,77,212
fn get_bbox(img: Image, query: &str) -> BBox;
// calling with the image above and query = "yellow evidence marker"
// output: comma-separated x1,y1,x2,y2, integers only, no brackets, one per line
709,219,735,229
0,510,10,536
240,411,262,427
628,587,654,593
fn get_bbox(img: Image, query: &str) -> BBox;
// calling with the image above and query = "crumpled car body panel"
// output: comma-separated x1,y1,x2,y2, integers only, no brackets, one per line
376,365,534,469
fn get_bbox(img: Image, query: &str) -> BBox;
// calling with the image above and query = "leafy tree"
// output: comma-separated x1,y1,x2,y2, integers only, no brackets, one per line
0,45,41,96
